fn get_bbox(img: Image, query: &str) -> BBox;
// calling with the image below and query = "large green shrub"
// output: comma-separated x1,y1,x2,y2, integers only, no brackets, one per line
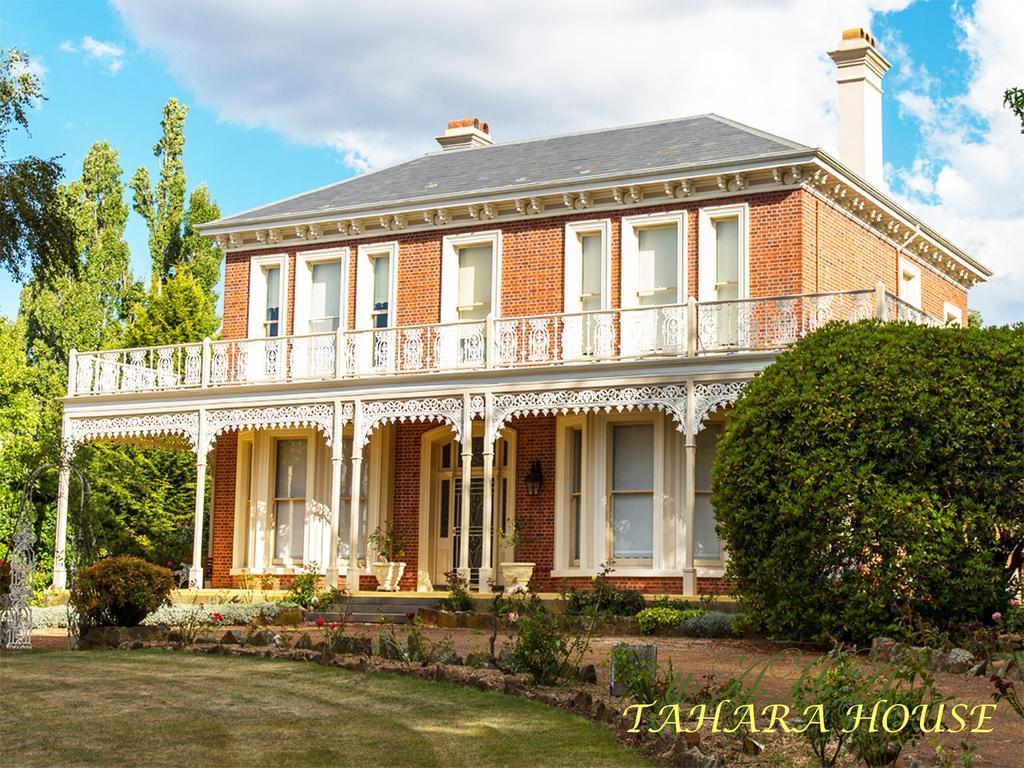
714,321,1024,643
70,556,174,626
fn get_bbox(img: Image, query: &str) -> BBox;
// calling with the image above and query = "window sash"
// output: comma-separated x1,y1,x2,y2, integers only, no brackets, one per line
456,244,493,319
713,217,740,302
264,266,281,337
609,423,654,561
636,225,678,307
273,439,307,561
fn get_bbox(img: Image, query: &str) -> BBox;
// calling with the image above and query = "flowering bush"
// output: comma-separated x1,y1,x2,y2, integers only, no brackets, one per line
439,570,474,612
70,556,174,627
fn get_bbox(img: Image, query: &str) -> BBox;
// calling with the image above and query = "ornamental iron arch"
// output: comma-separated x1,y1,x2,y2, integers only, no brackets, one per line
0,463,91,650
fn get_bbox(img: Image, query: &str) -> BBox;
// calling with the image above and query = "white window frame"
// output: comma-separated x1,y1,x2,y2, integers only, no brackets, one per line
355,242,398,331
698,203,750,302
554,414,587,571
269,431,315,568
693,420,725,568
293,247,348,336
943,301,963,327
564,219,612,313
247,253,289,339
604,413,664,569
898,257,922,310
441,230,502,323
621,212,687,310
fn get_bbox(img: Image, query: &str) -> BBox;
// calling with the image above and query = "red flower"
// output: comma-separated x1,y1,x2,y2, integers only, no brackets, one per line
167,561,174,567
329,622,337,630
315,617,325,627
210,612,225,622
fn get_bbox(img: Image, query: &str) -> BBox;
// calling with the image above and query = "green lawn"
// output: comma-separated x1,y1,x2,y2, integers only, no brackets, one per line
0,650,651,768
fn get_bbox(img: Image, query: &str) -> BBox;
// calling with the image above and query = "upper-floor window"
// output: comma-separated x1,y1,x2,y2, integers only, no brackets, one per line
943,301,963,327
356,243,398,331
441,231,501,324
564,220,611,313
247,253,289,340
899,258,922,309
264,266,281,337
457,244,493,320
621,213,686,310
698,203,748,303
309,261,342,332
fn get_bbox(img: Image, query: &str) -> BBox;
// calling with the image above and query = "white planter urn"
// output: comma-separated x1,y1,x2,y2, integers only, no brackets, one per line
370,561,407,591
499,562,535,594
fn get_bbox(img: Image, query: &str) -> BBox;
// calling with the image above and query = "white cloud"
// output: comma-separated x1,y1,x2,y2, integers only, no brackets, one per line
884,0,1024,325
111,0,1021,323
59,36,126,75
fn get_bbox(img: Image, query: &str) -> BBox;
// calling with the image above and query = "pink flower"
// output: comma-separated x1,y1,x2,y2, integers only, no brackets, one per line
992,612,1003,622
1012,599,1021,607
315,618,325,627
507,612,519,623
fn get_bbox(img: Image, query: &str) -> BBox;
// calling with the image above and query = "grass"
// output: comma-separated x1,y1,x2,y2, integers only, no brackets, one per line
0,650,652,768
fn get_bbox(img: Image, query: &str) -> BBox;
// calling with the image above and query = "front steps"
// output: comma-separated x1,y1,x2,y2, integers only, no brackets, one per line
308,594,446,624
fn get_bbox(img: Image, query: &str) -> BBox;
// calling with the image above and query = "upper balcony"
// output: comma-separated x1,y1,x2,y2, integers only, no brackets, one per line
67,286,939,397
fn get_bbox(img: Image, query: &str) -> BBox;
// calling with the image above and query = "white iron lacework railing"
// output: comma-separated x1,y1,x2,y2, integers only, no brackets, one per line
68,287,942,395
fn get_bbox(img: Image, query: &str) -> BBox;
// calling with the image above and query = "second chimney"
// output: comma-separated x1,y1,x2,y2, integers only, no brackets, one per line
827,28,891,186
436,117,494,151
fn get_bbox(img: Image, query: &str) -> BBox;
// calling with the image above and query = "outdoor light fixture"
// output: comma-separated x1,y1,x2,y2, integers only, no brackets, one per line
524,459,544,496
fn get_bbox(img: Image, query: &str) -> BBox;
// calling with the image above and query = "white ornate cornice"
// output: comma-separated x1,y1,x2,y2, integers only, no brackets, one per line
203,402,342,455
357,397,466,448
487,385,689,445
66,412,201,455
694,381,746,432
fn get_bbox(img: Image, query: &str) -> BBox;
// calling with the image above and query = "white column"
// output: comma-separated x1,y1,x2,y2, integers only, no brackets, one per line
457,393,473,583
189,411,207,589
52,440,72,589
682,383,697,595
347,400,364,592
325,400,345,587
478,393,495,589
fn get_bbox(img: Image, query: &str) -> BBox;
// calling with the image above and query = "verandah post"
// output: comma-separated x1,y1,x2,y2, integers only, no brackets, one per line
875,281,887,320
457,393,473,584
52,421,72,589
325,399,345,587
347,399,364,592
478,392,495,590
189,409,208,589
682,383,697,595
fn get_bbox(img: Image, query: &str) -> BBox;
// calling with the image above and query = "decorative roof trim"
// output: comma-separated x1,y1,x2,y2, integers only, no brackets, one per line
203,153,987,288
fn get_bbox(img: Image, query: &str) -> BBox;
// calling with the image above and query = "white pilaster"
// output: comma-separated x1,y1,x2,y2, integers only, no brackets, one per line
478,392,495,589
189,409,208,589
682,384,697,595
326,399,345,587
347,399,364,591
52,444,71,590
457,393,472,583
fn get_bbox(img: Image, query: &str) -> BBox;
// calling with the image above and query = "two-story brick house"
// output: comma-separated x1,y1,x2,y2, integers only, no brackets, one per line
52,30,989,595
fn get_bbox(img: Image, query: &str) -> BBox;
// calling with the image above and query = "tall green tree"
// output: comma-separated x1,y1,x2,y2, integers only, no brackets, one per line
0,48,77,282
21,141,136,365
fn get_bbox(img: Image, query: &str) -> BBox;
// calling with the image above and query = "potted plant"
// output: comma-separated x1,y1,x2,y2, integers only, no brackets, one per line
498,521,535,594
367,522,406,591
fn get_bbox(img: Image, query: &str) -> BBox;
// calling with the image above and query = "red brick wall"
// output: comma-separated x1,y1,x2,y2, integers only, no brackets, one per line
392,421,436,590
220,189,967,339
800,190,967,322
210,431,237,587
508,415,557,590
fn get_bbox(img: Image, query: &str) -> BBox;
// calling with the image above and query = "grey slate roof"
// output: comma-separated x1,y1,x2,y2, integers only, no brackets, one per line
216,114,810,225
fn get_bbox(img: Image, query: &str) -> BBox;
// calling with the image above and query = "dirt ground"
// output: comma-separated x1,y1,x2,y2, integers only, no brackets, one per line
28,626,1024,767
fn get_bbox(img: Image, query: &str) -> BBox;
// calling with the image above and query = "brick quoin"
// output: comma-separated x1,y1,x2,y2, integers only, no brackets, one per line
210,187,970,593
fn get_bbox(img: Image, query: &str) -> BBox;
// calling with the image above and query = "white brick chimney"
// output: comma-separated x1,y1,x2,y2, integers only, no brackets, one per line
828,28,892,186
436,117,494,151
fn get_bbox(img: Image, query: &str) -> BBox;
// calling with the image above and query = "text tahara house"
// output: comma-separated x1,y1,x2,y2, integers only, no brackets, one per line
52,31,989,595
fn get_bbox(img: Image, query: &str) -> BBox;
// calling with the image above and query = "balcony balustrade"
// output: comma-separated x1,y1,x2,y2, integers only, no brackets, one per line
67,286,942,396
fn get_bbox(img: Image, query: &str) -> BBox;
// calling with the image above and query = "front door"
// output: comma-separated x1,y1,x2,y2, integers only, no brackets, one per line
452,478,486,585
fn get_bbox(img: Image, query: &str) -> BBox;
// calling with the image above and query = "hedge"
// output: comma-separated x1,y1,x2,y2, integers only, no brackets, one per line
713,321,1023,643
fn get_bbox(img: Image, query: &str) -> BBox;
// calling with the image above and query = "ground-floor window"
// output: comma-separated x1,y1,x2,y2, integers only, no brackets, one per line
273,438,307,562
609,423,655,562
694,423,722,562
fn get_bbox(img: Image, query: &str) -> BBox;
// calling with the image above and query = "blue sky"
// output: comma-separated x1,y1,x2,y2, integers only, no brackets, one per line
2,0,1021,323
